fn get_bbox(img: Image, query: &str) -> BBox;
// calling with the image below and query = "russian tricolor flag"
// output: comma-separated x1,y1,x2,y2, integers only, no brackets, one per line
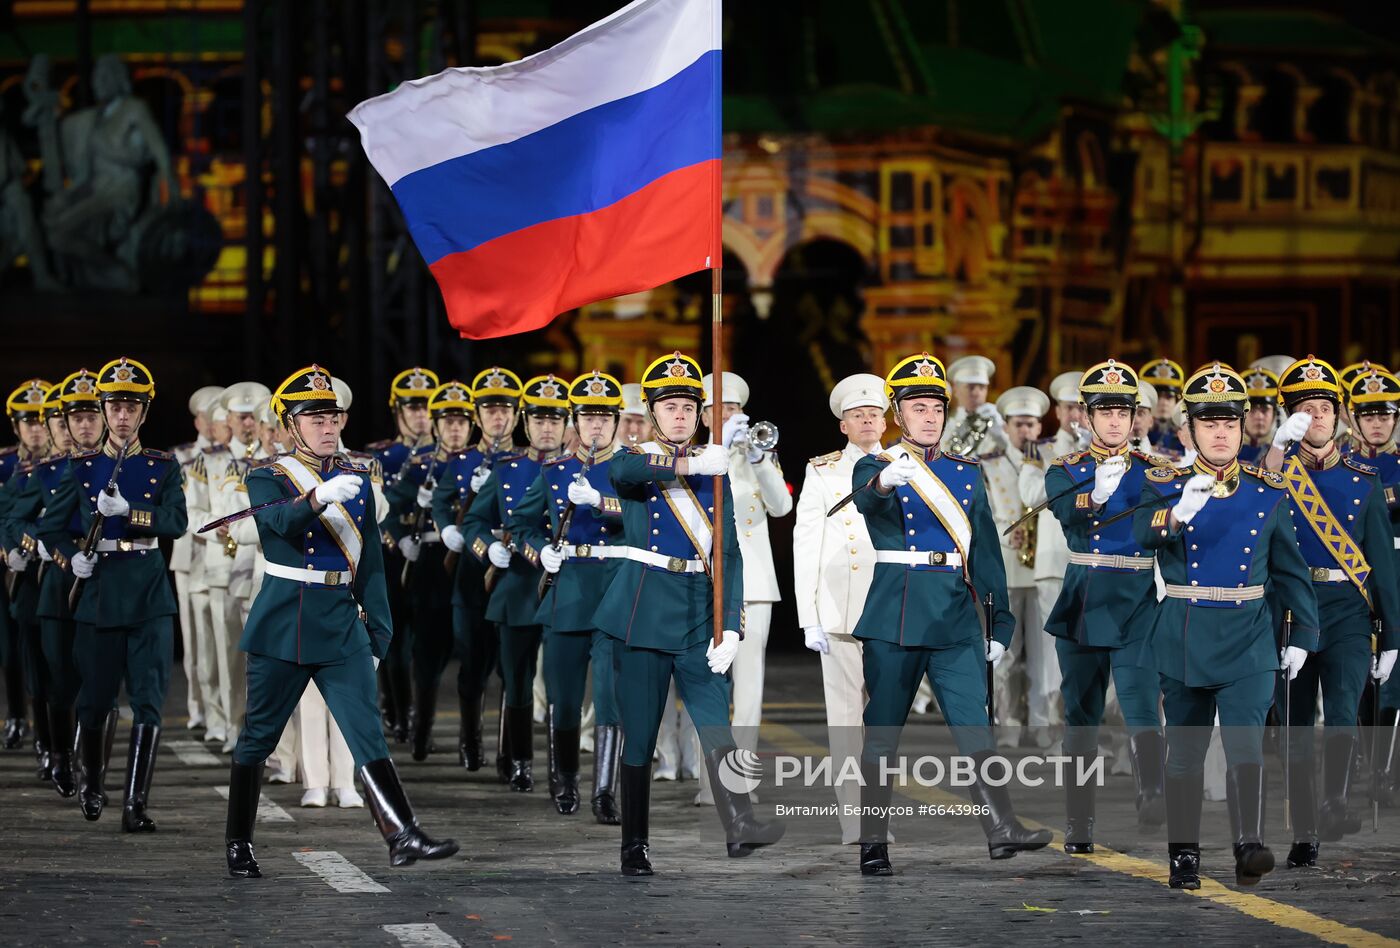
349,0,721,340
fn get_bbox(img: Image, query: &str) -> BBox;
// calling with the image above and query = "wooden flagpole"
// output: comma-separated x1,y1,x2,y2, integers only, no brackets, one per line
710,266,724,648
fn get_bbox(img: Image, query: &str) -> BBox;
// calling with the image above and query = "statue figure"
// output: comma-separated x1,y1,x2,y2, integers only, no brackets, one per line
0,94,59,290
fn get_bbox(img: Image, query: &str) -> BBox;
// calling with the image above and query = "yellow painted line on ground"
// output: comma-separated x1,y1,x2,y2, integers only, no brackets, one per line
759,721,1399,948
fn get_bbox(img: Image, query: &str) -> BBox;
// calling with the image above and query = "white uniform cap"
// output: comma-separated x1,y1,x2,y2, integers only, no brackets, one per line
701,371,748,410
1050,371,1082,404
211,405,229,423
1172,402,1187,429
995,385,1049,419
1137,381,1159,412
948,355,995,387
828,373,889,418
254,401,275,426
221,381,273,414
331,377,353,411
1250,354,1294,378
189,385,224,417
620,383,646,417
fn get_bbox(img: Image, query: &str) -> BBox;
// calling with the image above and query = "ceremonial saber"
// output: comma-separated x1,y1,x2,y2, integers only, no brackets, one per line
69,436,132,612
1283,608,1293,832
998,476,1095,537
983,592,996,725
198,493,300,534
538,438,601,600
1085,490,1179,532
827,473,880,518
1373,618,1383,833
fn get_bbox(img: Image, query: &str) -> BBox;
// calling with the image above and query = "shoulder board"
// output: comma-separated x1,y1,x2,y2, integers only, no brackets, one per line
246,457,278,470
980,449,1006,461
1146,465,1186,483
335,457,371,473
943,452,980,465
1240,463,1286,488
71,450,99,461
364,439,393,450
809,450,844,467
496,451,526,462
1052,451,1086,467
143,448,174,461
1343,456,1379,477
1132,450,1173,467
622,445,644,455
0,446,16,458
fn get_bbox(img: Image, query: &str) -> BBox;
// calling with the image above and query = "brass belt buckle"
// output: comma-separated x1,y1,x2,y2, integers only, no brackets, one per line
927,551,946,566
323,570,342,586
117,539,133,553
1309,567,1330,583
666,556,686,572
576,544,591,558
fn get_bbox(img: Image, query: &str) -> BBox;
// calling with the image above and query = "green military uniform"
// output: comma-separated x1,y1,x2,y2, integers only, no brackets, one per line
463,373,567,793
1271,358,1400,866
223,364,456,880
37,358,187,833
852,351,1048,877
1133,362,1321,889
509,371,627,822
383,380,471,762
1042,360,1166,851
594,351,781,876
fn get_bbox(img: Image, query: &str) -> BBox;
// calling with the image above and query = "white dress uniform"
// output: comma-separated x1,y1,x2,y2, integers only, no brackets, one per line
171,388,220,729
983,386,1056,746
791,373,887,844
940,356,1009,458
186,434,232,743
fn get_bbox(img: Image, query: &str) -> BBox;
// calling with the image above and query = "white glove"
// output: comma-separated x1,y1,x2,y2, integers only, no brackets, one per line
686,444,729,477
803,625,830,655
314,474,360,506
415,486,433,509
744,442,765,465
36,540,52,563
1071,423,1092,450
470,465,491,493
71,551,97,579
976,402,1003,425
6,549,28,573
1373,650,1398,686
540,544,566,574
878,454,919,490
96,486,129,518
1272,411,1313,450
441,525,465,553
706,629,740,675
1090,455,1127,506
1172,473,1215,525
488,540,512,569
1281,645,1309,681
398,536,421,562
721,413,750,449
567,479,601,508
986,640,1007,666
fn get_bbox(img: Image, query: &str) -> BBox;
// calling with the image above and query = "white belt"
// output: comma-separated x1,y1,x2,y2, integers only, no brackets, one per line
621,547,707,573
875,550,963,568
1393,538,1399,550
1308,568,1347,584
1068,552,1155,571
418,531,441,544
94,537,158,553
264,561,352,587
1164,584,1265,602
562,544,626,560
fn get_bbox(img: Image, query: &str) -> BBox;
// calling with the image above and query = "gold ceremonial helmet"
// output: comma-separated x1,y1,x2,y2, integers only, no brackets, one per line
96,357,155,403
884,352,949,405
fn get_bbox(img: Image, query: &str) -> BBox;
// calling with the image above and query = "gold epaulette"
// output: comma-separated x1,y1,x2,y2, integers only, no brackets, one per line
1052,451,1086,467
1240,463,1286,488
809,450,843,467
944,452,980,465
1146,465,1186,483
1133,450,1173,467
143,447,174,461
1344,456,1379,477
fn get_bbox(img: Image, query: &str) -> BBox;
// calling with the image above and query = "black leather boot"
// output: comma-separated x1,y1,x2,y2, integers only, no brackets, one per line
378,664,398,736
506,704,534,792
1131,731,1167,829
495,692,512,783
859,756,894,876
1063,757,1096,854
591,724,621,825
968,752,1052,860
1286,750,1319,868
121,724,160,833
77,712,115,821
1226,764,1275,886
552,720,581,816
1165,771,1205,889
619,762,653,876
391,662,412,744
225,761,264,878
49,704,76,798
1,717,27,749
411,680,437,762
360,758,459,866
705,748,785,858
1318,732,1363,841
545,706,560,799
32,698,51,781
459,691,484,771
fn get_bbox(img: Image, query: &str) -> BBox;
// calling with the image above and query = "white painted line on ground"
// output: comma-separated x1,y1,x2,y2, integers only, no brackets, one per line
382,923,461,947
213,786,295,823
292,850,389,893
167,739,224,766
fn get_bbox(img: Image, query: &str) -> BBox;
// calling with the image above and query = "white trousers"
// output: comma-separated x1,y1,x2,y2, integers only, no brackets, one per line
995,585,1060,729
654,681,701,778
821,631,867,844
694,600,772,806
190,587,225,734
298,684,355,790
209,586,247,742
173,570,201,722
1033,578,1067,727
